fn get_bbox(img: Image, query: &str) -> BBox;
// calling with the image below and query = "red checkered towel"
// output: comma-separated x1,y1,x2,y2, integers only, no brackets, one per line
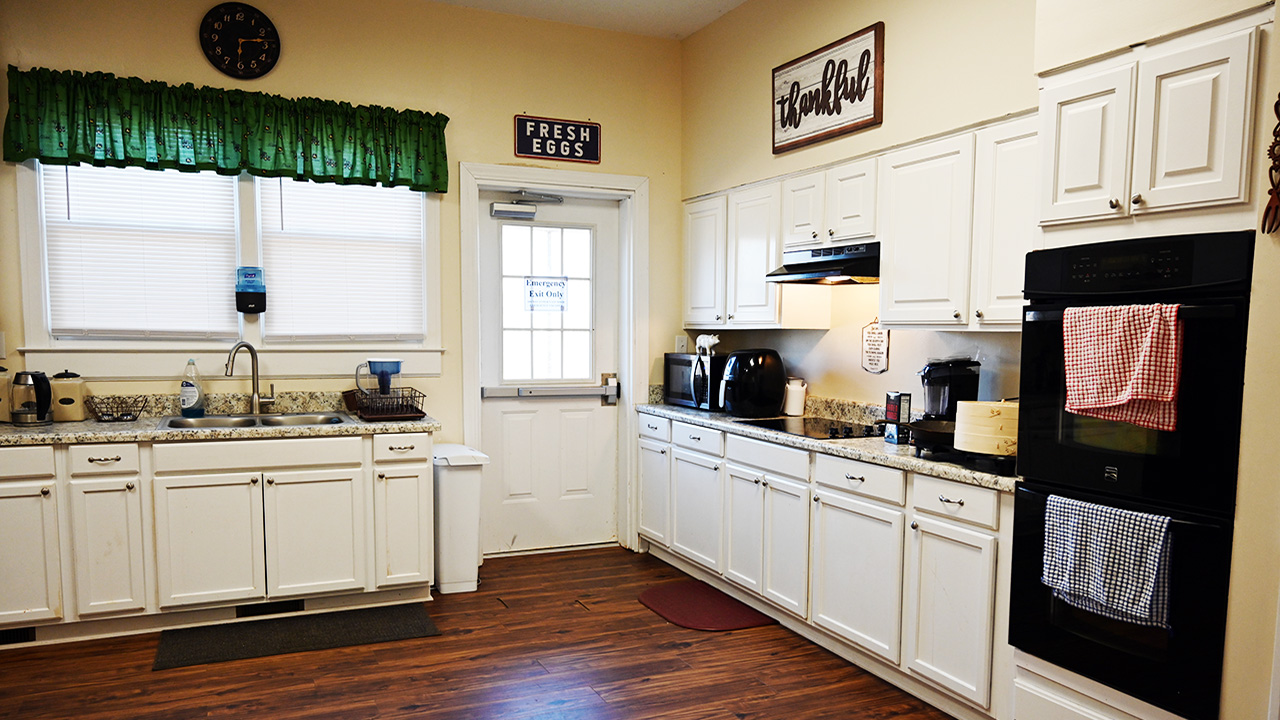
1063,304,1182,432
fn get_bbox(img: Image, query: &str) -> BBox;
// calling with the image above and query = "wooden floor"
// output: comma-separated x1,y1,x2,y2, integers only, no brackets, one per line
0,547,951,719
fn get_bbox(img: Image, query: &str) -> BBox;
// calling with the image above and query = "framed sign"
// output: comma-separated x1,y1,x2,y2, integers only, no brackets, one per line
772,22,884,154
514,114,601,164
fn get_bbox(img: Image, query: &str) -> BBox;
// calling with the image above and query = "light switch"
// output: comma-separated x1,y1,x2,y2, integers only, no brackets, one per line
674,335,688,353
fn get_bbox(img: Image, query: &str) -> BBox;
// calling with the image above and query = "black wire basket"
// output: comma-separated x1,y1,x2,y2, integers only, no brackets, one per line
85,395,149,422
343,387,426,421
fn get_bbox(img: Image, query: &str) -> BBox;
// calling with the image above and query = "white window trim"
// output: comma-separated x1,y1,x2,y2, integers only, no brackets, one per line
16,160,443,380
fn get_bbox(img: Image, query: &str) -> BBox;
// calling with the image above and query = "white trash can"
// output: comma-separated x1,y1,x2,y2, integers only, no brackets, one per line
433,443,489,594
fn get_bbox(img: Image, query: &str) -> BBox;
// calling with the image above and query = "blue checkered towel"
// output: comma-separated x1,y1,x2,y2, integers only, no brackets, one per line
1041,494,1172,628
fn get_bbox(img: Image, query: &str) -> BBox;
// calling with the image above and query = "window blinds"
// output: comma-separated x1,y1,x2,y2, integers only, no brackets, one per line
258,178,426,341
40,164,239,339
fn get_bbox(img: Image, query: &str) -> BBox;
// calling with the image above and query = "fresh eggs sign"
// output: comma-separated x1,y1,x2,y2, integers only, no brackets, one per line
772,22,884,154
514,115,601,164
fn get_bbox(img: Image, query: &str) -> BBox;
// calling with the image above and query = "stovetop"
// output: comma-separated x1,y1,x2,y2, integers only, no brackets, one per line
734,416,882,440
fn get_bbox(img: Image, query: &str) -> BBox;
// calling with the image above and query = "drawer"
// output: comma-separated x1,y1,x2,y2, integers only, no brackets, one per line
813,453,905,506
155,436,362,472
0,445,55,479
638,415,671,442
671,421,723,456
69,443,140,476
912,474,999,529
725,434,808,480
373,433,433,463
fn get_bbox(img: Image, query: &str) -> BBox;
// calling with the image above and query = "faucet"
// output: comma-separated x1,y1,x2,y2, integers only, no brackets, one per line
225,341,275,414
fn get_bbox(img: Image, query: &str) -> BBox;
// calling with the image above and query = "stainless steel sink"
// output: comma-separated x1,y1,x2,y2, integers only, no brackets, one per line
259,413,348,426
161,415,259,429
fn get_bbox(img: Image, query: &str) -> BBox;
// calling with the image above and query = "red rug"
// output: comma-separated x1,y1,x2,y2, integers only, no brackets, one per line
638,579,778,631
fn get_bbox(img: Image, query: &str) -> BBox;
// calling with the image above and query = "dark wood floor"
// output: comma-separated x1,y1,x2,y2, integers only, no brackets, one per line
0,547,951,719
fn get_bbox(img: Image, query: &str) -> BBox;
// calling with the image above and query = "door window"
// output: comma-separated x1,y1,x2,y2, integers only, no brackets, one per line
499,224,593,382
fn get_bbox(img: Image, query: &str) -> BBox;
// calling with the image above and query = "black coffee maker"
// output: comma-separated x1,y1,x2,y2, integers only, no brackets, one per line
919,359,980,422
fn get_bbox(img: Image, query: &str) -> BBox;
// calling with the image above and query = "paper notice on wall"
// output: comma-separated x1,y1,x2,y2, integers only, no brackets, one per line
862,318,888,373
524,276,568,312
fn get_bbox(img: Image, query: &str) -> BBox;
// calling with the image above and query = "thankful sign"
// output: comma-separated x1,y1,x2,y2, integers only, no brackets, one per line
772,22,884,154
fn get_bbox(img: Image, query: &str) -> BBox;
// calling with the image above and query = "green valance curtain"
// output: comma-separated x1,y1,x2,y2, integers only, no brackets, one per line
3,66,449,192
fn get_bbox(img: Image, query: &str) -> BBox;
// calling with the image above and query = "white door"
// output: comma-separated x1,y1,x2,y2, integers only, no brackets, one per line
373,460,434,588
971,116,1040,327
723,463,765,593
682,195,728,325
263,468,365,598
0,480,62,624
479,192,621,554
69,477,146,616
670,447,723,572
726,183,782,326
761,474,810,617
637,438,671,546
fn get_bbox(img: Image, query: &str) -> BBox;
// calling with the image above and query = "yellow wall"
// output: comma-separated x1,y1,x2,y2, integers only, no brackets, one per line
0,0,685,443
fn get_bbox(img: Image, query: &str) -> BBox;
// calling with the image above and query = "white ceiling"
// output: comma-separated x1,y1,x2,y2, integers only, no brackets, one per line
427,0,750,40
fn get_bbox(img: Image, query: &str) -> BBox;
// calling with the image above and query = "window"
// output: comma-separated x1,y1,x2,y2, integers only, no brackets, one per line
499,223,593,381
21,161,441,376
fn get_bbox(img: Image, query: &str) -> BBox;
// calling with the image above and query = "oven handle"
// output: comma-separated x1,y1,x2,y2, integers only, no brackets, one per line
1016,485,1228,530
1024,303,1237,323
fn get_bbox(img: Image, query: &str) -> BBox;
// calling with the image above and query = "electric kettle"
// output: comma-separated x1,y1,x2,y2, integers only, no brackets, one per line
11,371,52,426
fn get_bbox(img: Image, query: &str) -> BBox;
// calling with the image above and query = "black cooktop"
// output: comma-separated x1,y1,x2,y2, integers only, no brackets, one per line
735,416,881,439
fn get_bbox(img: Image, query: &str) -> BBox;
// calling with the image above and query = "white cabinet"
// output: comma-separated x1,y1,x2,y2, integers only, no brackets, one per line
970,116,1041,328
903,475,999,708
67,443,146,616
1040,27,1257,224
638,437,672,546
760,474,810,616
723,463,765,593
726,183,783,326
782,157,877,248
682,195,728,326
878,134,976,326
153,437,365,607
0,446,61,626
671,447,723,572
810,485,905,664
372,433,434,589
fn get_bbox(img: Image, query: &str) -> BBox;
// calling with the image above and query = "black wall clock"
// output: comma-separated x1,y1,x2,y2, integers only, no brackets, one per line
199,2,280,79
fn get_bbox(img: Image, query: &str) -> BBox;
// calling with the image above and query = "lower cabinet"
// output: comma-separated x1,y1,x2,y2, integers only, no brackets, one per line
372,433,434,589
760,474,810,616
671,447,724,572
263,468,365,598
0,446,61,625
637,437,672,546
67,443,146,617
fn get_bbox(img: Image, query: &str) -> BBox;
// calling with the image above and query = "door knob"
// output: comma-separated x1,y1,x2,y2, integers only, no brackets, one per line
811,231,818,239
975,309,984,319
910,521,919,530
1108,198,1120,209
1131,193,1144,206
953,311,962,319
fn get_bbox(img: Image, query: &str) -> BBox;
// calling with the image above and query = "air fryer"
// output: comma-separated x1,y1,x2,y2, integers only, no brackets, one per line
719,349,787,418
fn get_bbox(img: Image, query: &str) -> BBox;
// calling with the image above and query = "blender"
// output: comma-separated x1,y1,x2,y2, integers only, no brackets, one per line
919,359,981,421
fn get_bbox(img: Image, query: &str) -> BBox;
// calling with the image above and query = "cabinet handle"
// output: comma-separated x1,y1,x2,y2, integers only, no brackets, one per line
828,228,835,237
938,494,965,507
762,480,769,488
974,309,984,319
388,444,415,452
40,487,50,497
689,435,701,442
713,464,720,471
125,482,136,491
267,477,275,485
753,477,761,485
727,314,734,320
911,521,919,530
811,231,818,239
953,311,962,319
1108,198,1120,209
1131,193,1143,206
251,477,259,485
844,473,865,483
88,455,121,464
814,496,820,503
377,473,386,481
646,423,658,430
660,449,667,455
715,315,722,321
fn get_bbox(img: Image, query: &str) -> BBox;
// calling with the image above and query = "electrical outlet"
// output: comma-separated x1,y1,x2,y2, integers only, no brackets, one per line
674,335,688,353
0,331,6,359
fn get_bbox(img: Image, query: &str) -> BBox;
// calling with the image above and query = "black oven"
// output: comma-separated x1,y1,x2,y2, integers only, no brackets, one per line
1009,230,1254,720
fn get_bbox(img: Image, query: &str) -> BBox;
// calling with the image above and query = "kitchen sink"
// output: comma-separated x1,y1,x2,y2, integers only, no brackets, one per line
160,412,351,429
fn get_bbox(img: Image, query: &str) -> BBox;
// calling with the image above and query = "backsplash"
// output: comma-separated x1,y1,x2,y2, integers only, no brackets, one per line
86,391,347,419
644,387,919,423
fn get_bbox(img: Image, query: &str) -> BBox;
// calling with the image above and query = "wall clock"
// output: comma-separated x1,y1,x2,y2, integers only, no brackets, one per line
199,2,280,79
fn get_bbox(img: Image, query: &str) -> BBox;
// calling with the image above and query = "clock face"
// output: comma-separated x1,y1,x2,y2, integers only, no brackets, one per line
199,2,280,79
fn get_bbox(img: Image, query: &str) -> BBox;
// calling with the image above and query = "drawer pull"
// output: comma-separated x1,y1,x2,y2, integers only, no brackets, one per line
40,487,51,497
125,482,136,491
938,494,965,507
689,435,702,442
388,444,415,452
844,473,865,483
647,423,658,430
88,456,122,464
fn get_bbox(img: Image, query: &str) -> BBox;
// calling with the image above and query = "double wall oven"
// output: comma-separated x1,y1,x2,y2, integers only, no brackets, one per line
1010,230,1254,720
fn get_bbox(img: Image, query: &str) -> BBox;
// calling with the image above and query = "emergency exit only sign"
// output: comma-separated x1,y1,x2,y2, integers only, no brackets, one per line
514,114,601,164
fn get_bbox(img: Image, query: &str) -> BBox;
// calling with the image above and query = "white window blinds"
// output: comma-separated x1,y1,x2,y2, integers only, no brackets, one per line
40,164,239,339
258,178,426,341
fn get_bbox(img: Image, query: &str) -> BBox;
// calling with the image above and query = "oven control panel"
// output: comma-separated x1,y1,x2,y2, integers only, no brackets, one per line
1065,245,1192,290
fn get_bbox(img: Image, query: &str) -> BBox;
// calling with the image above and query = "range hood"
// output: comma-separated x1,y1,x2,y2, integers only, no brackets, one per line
766,242,880,284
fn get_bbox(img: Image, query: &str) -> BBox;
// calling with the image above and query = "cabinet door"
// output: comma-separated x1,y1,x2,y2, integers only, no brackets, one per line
781,171,826,248
879,134,976,325
373,462,433,588
826,157,877,241
1131,28,1255,213
723,463,765,593
155,472,265,607
1039,65,1135,224
971,116,1041,327
762,474,810,617
0,480,62,624
671,448,723,572
726,183,782,326
69,477,146,616
683,195,728,326
904,514,997,707
264,468,366,598
637,438,672,546
810,489,904,663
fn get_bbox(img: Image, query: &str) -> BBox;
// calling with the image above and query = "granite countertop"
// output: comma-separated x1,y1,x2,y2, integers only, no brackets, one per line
638,404,1017,493
0,412,442,447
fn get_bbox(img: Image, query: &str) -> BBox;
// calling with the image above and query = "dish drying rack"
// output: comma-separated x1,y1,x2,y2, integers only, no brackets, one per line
342,387,426,421
86,395,148,422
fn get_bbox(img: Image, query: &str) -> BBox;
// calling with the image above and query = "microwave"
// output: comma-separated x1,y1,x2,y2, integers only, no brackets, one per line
663,353,727,410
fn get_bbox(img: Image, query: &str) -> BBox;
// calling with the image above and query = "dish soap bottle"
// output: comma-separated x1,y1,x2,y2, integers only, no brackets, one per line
180,359,205,418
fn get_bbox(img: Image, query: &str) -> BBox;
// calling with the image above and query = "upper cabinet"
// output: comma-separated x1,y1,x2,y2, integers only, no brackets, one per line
781,157,877,249
682,195,728,326
1040,26,1257,224
971,116,1042,327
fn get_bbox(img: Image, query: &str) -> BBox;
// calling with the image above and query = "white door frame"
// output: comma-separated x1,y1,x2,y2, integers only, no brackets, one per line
459,162,649,552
